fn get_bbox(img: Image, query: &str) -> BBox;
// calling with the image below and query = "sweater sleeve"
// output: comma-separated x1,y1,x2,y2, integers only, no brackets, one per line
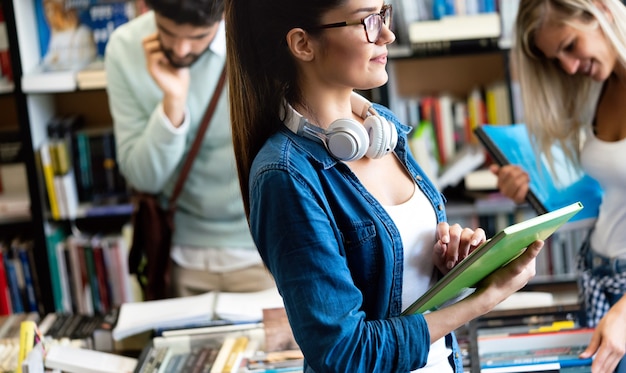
104,25,189,193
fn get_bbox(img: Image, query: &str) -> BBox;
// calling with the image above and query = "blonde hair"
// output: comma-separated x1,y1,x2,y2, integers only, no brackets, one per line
513,0,626,171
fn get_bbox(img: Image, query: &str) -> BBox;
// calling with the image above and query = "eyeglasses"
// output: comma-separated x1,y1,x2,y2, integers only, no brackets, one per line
315,4,392,43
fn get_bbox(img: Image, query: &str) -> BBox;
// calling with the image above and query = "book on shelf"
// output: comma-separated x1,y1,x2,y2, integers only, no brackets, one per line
33,0,136,70
16,320,39,373
137,323,266,373
409,13,501,44
437,144,486,191
25,1,136,93
112,287,284,341
475,123,603,227
402,202,583,315
0,7,13,84
410,37,501,57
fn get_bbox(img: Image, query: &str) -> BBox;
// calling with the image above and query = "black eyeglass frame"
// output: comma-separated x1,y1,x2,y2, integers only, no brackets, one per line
314,4,392,43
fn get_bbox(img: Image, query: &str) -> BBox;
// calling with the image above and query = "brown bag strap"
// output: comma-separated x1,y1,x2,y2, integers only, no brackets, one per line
167,66,227,209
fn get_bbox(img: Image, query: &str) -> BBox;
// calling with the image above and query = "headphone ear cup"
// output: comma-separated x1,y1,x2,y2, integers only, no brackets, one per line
326,119,369,161
364,116,397,159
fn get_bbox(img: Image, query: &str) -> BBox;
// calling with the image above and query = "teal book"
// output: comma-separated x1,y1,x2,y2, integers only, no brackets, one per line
45,226,67,312
474,124,602,225
402,202,583,315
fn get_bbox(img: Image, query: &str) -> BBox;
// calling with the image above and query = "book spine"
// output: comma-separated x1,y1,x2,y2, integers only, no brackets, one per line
3,252,24,314
0,8,12,83
40,143,61,219
0,251,12,315
16,250,37,313
16,320,37,373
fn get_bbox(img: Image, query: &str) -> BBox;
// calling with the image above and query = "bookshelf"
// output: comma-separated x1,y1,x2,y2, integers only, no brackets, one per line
2,0,136,315
3,0,585,314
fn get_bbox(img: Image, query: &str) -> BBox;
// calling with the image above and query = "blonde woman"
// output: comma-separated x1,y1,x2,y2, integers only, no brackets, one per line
491,0,626,371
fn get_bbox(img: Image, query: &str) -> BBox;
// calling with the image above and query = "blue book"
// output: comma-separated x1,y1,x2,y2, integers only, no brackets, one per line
475,124,603,226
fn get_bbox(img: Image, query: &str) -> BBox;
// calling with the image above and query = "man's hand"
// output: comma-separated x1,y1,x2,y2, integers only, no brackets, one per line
142,32,189,127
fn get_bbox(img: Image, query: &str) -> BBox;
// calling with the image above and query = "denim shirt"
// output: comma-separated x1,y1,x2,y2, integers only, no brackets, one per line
249,104,463,372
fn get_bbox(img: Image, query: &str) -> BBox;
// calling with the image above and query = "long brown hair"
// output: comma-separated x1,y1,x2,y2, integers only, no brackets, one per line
225,0,344,217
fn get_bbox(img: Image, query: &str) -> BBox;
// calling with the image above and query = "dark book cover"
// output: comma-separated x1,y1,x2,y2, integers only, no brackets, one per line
82,242,102,314
2,251,23,314
92,243,111,313
16,245,38,313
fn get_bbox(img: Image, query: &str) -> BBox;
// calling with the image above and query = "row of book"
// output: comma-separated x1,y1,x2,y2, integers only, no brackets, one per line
0,239,44,316
8,298,302,373
38,115,130,221
397,81,512,190
390,0,507,53
45,225,139,316
455,299,594,372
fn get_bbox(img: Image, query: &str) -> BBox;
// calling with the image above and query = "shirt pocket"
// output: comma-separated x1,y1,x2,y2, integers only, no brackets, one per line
340,220,379,292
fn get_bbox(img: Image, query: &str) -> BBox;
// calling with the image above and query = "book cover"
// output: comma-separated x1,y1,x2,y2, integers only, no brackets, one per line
34,0,97,72
402,202,583,315
113,287,283,341
475,124,603,226
34,0,135,72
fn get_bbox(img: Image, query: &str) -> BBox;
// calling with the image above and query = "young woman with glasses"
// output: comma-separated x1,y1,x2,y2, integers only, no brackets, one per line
226,0,544,371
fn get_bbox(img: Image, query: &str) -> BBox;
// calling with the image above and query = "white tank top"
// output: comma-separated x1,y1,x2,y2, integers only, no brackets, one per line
581,128,626,257
382,185,453,373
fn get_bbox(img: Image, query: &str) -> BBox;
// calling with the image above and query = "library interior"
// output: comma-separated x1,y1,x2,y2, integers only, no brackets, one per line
0,0,621,372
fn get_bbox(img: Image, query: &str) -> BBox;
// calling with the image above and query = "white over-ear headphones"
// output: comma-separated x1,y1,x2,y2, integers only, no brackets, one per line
283,92,398,161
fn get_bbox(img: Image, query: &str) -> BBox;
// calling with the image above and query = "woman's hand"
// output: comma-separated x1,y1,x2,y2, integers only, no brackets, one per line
424,240,543,342
580,295,626,373
434,222,486,274
473,240,543,309
490,164,529,204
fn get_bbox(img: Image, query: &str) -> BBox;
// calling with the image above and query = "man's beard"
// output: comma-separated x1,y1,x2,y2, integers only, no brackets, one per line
162,48,204,68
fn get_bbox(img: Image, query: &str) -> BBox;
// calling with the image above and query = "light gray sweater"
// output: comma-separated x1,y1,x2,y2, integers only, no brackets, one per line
105,11,255,250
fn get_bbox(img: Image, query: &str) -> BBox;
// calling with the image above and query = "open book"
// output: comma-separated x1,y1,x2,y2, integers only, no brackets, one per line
474,124,602,227
402,202,583,315
112,287,284,341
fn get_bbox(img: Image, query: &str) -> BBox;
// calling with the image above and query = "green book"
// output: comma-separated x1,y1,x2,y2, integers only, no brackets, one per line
402,202,583,315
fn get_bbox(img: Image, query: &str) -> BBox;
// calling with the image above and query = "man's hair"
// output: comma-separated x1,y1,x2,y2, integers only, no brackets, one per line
145,0,224,26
